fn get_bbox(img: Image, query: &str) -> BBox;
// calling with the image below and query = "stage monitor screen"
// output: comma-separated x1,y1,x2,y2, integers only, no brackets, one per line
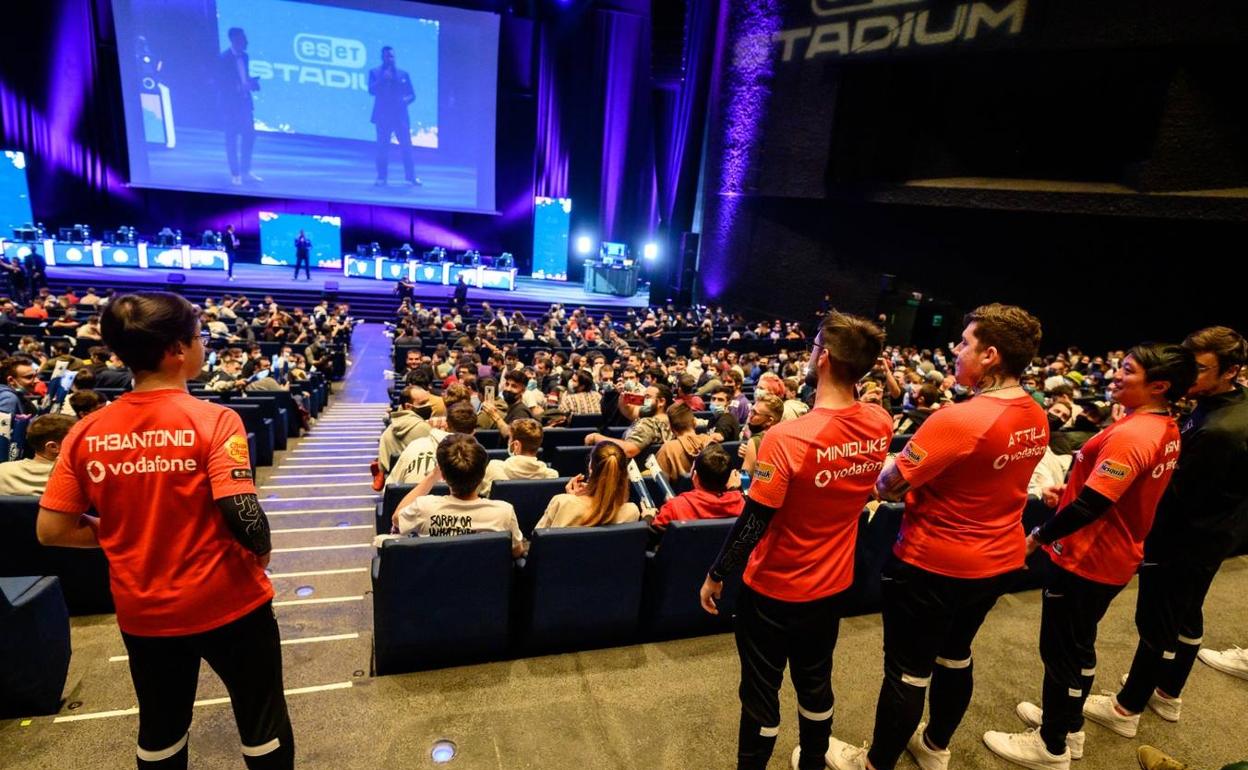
531,196,570,281
258,211,342,268
0,151,34,238
111,0,499,213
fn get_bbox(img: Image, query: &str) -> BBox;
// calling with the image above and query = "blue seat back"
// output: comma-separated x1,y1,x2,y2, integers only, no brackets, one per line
540,428,594,454
0,496,113,615
519,522,650,652
844,503,903,616
489,478,569,537
371,531,513,674
642,518,739,638
549,445,592,478
0,575,71,717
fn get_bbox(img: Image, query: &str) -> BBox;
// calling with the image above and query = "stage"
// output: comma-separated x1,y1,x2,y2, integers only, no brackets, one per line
43,263,651,321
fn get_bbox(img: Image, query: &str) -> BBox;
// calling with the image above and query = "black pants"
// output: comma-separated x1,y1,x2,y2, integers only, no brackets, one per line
374,121,414,182
735,586,846,770
1038,562,1124,756
867,558,1014,770
293,254,310,280
224,107,255,177
121,601,293,770
1117,560,1219,712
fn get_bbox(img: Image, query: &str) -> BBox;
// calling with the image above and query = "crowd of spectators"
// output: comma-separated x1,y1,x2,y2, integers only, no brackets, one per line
377,301,1248,556
0,284,353,495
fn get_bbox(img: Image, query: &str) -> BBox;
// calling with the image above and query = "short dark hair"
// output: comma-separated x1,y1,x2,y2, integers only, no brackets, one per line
667,402,696,433
503,369,528,389
436,434,487,497
0,356,35,383
228,27,245,41
446,400,478,434
651,382,673,408
693,444,733,493
962,304,1042,379
1183,326,1247,375
101,292,198,373
916,384,941,407
27,413,75,453
818,312,885,383
509,418,543,453
69,390,105,416
677,374,697,395
1127,343,1197,403
72,368,96,389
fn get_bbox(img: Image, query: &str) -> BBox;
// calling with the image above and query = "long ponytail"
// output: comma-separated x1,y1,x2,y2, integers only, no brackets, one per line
580,442,629,526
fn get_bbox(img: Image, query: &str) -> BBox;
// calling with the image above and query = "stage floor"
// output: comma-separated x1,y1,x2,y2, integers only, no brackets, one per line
45,263,651,311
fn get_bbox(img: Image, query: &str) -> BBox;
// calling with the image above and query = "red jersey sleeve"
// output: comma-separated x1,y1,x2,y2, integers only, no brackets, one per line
208,409,259,499
893,407,976,490
1082,420,1157,503
40,423,89,515
748,428,802,509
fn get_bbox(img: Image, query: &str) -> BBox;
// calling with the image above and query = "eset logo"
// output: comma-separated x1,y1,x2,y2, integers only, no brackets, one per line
293,34,366,69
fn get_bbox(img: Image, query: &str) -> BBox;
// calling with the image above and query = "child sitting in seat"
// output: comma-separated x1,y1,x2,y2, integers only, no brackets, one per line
650,443,744,533
480,418,558,496
386,433,526,558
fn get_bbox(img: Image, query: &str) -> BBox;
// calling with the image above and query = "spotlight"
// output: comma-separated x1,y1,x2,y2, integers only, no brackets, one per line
431,740,457,763
575,235,593,255
642,242,658,260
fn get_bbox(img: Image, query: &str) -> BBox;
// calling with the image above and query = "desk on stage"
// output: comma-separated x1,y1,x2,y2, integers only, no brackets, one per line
0,239,228,271
582,260,640,297
343,255,518,291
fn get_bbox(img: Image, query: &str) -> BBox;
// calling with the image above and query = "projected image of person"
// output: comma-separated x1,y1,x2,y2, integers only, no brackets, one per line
220,27,262,186
369,46,422,187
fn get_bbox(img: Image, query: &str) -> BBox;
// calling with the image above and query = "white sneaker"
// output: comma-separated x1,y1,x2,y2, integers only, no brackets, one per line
1198,646,1248,681
983,729,1071,770
824,736,868,770
1081,694,1139,738
906,723,950,770
1014,702,1084,759
1118,673,1181,722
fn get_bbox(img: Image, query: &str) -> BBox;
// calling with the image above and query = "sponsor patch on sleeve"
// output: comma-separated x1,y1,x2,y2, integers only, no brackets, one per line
225,435,250,465
902,442,928,465
231,468,253,480
1095,459,1131,482
753,461,776,484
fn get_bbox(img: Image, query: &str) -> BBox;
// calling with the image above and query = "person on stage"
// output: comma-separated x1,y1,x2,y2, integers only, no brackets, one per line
220,28,261,186
699,311,894,770
368,46,421,187
293,230,311,281
36,292,294,769
224,224,240,281
984,343,1194,769
452,273,468,311
826,304,1048,770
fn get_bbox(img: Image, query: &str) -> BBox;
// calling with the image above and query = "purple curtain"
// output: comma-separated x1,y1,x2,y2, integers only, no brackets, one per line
535,23,568,199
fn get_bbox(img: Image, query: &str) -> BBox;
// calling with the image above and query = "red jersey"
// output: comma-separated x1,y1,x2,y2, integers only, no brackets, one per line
1045,411,1180,585
894,394,1048,579
41,389,272,636
653,488,743,528
744,403,893,602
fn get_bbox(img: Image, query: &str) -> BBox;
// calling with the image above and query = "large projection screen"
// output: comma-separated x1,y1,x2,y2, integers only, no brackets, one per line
111,0,499,213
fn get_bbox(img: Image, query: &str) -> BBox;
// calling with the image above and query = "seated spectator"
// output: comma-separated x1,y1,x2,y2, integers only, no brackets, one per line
95,350,133,389
893,383,942,435
781,377,809,421
0,413,75,495
1048,399,1107,455
386,401,477,485
708,386,741,442
675,373,705,411
740,392,783,475
0,355,38,416
558,370,603,415
390,433,525,558
58,368,95,415
1028,445,1072,503
481,418,558,495
38,340,85,375
650,444,744,541
1045,382,1083,427
584,382,674,459
373,385,436,487
655,403,721,480
535,441,640,528
67,389,105,417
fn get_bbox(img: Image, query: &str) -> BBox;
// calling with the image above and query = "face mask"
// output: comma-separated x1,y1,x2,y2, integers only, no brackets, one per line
413,405,434,420
1047,414,1065,432
639,398,656,418
503,390,519,406
527,379,538,391
708,402,725,414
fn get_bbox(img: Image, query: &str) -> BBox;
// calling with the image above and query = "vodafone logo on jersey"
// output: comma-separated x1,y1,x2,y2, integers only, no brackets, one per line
84,455,200,482
86,460,106,483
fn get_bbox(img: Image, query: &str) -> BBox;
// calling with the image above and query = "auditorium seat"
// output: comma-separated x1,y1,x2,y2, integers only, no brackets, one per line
1017,496,1056,590
372,532,513,674
889,434,912,453
0,496,114,615
488,478,570,536
225,403,274,466
540,427,595,454
0,575,71,718
844,503,904,616
641,518,739,639
549,445,592,477
567,413,602,429
720,441,744,470
516,522,650,652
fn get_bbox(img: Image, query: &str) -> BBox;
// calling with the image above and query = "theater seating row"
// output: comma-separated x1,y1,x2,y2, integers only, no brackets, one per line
0,575,71,718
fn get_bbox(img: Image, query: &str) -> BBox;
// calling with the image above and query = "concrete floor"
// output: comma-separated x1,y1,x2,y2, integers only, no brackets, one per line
3,324,1247,769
